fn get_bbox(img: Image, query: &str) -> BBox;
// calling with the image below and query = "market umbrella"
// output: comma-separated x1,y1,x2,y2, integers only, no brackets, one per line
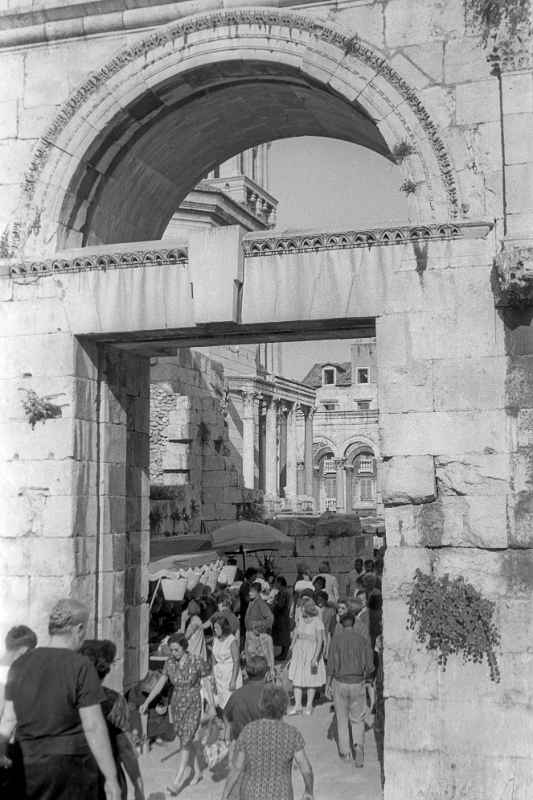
211,520,292,569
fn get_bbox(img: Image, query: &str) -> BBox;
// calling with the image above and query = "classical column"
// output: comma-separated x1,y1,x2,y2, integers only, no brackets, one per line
265,396,278,495
345,464,354,512
285,403,297,499
335,458,345,512
303,407,314,496
278,403,288,496
242,391,255,489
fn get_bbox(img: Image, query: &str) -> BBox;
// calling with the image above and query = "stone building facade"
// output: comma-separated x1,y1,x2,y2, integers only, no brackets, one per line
298,338,383,515
1,4,532,798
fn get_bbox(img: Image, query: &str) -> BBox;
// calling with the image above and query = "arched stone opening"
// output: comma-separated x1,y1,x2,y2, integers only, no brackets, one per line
17,8,461,257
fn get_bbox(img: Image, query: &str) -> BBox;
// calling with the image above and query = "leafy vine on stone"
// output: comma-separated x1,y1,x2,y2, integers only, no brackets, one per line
406,569,501,683
465,0,531,44
19,388,64,429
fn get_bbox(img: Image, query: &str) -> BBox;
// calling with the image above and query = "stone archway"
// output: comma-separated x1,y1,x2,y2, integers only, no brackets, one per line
2,5,532,799
14,8,461,257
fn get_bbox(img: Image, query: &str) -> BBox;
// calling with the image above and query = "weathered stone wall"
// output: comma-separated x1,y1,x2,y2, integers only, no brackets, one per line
150,347,247,532
0,2,532,796
376,236,533,798
0,319,149,689
266,534,374,588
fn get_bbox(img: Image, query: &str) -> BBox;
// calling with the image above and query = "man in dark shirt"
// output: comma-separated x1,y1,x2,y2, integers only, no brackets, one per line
0,598,120,800
325,611,374,768
223,655,268,740
238,568,259,644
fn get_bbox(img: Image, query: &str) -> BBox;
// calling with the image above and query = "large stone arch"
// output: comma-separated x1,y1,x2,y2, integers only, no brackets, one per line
15,7,462,257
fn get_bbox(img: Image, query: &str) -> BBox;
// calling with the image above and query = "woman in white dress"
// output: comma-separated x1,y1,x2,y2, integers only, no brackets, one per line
287,599,326,716
212,616,242,710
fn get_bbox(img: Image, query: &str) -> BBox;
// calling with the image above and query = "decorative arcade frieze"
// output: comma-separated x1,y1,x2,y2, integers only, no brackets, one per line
242,221,492,257
9,246,188,277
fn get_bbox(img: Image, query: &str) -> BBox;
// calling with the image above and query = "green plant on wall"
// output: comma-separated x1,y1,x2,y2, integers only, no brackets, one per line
465,0,531,44
19,388,65,429
406,569,501,683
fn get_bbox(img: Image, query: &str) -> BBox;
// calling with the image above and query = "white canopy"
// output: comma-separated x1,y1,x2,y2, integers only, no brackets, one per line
148,550,220,581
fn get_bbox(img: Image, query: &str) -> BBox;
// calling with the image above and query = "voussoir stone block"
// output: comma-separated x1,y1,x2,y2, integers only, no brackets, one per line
382,455,436,506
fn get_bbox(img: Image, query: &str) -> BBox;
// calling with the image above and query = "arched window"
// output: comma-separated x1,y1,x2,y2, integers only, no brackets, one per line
314,450,337,512
350,450,376,509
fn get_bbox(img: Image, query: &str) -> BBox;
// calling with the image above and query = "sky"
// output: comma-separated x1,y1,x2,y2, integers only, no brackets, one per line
268,137,408,381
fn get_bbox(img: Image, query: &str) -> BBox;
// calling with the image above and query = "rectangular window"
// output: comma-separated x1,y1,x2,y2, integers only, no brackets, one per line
323,458,336,474
357,368,369,384
323,368,335,385
324,477,336,499
325,498,337,511
357,400,370,410
323,402,337,411
358,457,374,474
359,478,375,501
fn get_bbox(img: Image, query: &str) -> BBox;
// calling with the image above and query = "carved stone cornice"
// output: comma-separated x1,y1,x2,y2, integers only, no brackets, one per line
9,246,188,277
243,222,492,258
494,246,533,308
19,8,460,220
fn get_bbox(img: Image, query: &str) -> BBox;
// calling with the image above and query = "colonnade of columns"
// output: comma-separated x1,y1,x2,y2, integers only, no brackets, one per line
240,390,314,501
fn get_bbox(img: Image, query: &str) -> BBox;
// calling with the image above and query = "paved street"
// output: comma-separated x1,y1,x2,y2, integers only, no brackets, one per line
141,701,382,800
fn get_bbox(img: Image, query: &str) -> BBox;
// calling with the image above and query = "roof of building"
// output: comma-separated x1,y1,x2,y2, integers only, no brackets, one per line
302,361,352,388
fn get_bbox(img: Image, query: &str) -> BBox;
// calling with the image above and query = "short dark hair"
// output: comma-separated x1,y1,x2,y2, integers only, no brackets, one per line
315,590,328,604
299,588,315,600
168,632,188,650
340,612,355,627
245,654,268,679
355,558,363,567
216,590,232,606
245,567,258,580
79,639,116,678
250,581,262,594
5,625,37,652
275,576,287,588
187,599,201,617
313,576,326,589
259,685,289,720
364,559,375,571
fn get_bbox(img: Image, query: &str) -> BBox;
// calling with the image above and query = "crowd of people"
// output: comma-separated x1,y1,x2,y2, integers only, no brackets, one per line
0,555,384,799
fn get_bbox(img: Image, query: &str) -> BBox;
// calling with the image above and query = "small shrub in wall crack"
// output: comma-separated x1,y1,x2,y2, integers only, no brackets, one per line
406,569,501,682
19,388,65,429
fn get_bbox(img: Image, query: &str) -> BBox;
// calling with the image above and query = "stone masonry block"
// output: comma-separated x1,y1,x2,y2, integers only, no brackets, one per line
382,545,432,600
502,72,533,116
101,571,125,618
444,38,491,83
101,495,126,535
384,0,464,47
380,410,508,456
386,494,508,549
456,79,500,124
507,163,533,213
382,455,436,506
436,453,510,496
432,357,506,411
378,361,433,414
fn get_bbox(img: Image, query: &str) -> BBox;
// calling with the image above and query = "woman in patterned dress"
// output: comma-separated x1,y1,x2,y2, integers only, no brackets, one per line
140,633,213,796
220,685,314,800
